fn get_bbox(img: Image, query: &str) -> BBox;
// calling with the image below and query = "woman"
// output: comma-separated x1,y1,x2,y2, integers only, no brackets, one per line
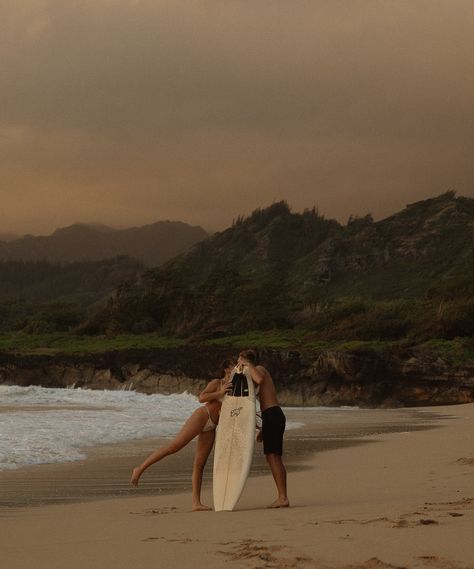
130,358,235,511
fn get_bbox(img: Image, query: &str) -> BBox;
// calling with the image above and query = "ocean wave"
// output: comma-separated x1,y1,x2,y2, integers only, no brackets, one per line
0,386,200,470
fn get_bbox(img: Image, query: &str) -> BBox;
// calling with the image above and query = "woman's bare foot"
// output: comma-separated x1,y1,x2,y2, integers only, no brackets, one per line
266,498,290,508
130,467,142,486
192,503,213,512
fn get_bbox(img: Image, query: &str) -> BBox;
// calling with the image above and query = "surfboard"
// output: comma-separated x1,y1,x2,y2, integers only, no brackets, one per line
213,367,256,512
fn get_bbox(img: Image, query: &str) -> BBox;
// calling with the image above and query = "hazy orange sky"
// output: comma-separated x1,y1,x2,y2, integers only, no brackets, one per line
1,1,473,235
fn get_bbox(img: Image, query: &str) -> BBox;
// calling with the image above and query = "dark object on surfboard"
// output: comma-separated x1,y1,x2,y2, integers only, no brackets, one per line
231,372,249,397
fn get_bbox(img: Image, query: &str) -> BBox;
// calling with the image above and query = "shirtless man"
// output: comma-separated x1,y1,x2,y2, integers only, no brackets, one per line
237,349,289,508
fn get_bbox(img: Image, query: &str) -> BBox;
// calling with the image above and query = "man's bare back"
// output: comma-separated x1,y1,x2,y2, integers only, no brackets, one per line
252,365,279,412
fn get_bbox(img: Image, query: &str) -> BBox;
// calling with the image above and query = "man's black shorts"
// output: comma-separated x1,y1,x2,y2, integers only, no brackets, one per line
261,406,286,456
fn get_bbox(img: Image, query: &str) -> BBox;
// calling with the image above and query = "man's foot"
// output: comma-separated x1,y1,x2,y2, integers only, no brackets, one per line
130,467,142,486
192,503,213,512
266,498,290,509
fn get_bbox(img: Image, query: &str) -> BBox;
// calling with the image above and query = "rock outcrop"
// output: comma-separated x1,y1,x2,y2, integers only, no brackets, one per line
1,345,473,407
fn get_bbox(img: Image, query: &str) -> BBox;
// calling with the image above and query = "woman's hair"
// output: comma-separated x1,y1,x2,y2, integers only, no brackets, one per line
218,357,236,378
239,349,257,363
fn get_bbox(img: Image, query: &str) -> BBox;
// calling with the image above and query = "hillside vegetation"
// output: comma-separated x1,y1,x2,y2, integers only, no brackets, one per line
77,191,474,343
0,256,144,333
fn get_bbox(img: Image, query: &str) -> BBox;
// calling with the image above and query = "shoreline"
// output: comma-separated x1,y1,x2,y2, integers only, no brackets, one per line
1,406,448,510
2,404,473,568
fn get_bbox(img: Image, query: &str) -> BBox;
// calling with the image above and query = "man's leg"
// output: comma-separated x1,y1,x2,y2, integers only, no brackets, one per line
261,406,289,507
265,453,289,508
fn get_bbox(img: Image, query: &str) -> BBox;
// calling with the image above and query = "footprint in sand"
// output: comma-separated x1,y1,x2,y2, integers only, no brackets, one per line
130,506,178,516
417,555,474,569
423,497,474,512
342,557,406,569
455,458,474,466
322,511,447,529
218,539,313,568
324,517,392,526
392,517,439,529
143,536,196,544
387,498,473,527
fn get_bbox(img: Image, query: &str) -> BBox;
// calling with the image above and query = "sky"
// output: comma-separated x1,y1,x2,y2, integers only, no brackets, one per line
1,1,473,235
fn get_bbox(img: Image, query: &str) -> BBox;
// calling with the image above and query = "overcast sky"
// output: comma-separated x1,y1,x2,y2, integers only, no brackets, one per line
1,1,473,235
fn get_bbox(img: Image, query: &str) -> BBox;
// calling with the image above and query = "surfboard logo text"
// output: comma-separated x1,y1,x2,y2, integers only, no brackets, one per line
230,407,243,417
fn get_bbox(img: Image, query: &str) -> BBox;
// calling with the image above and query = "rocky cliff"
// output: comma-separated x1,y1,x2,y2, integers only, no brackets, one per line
1,346,473,407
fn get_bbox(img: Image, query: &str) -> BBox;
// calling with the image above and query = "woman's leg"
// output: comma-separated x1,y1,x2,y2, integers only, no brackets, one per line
130,408,207,486
191,429,216,511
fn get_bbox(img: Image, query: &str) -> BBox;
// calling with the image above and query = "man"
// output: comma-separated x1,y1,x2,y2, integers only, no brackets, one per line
237,349,289,508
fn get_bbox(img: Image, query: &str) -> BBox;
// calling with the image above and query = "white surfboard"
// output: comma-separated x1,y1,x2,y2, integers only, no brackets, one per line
213,367,256,512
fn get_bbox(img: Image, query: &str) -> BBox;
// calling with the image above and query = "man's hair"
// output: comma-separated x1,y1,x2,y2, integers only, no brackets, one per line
239,349,257,363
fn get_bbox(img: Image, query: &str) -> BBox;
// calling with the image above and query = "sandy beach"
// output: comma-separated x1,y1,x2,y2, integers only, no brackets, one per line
1,404,473,569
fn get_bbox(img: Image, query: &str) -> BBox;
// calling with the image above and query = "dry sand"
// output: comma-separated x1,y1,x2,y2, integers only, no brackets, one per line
1,404,474,569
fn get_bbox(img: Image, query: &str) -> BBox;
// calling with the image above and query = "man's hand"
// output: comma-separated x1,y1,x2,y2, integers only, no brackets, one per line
238,355,251,367
255,428,263,443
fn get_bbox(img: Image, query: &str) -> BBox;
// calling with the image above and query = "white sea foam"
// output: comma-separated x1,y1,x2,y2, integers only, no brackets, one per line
0,385,200,471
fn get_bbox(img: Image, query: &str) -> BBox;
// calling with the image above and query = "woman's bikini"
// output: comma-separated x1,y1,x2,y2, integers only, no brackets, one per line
202,405,217,432
201,378,225,432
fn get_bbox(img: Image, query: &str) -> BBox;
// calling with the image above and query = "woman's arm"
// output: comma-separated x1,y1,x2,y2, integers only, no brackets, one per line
198,378,231,403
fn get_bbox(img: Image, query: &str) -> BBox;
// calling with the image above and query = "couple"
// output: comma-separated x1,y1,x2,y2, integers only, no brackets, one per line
130,349,289,511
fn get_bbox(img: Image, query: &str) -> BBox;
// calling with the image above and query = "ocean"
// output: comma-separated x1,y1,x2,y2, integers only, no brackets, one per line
0,385,309,471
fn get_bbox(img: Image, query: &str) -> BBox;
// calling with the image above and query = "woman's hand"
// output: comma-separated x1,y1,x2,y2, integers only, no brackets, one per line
219,378,233,398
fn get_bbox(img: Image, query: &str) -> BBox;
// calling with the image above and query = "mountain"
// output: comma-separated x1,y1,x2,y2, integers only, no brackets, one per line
0,232,19,242
0,221,208,267
80,191,474,340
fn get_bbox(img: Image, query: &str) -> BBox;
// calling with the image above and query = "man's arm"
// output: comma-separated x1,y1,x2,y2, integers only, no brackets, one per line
238,357,266,385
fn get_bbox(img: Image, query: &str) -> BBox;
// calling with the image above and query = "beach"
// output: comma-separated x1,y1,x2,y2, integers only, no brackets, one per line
1,403,473,568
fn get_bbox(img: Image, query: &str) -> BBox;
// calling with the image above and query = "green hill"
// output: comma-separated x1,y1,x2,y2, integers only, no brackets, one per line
78,191,474,342
0,256,144,333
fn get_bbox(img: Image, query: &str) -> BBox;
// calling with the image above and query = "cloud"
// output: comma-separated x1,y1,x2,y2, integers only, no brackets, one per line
0,1,473,234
